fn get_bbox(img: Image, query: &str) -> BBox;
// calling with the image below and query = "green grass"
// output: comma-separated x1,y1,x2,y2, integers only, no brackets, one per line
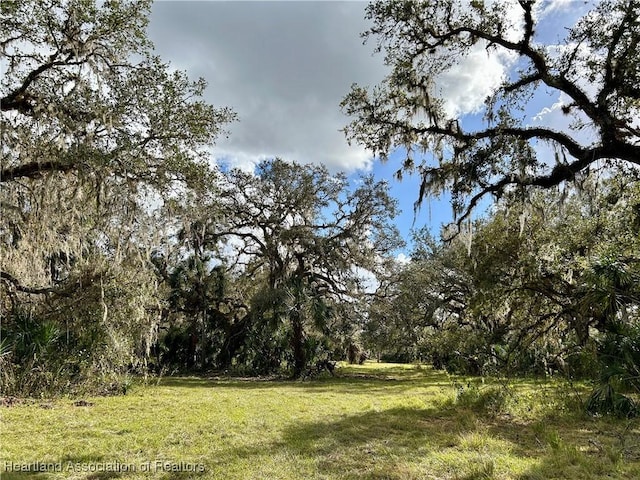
1,362,639,479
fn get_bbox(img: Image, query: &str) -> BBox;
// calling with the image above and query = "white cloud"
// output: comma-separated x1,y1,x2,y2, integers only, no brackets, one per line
210,142,372,175
533,96,566,122
353,266,379,295
148,0,603,178
213,150,270,174
539,0,580,16
433,0,524,119
436,44,515,119
395,253,410,265
500,0,527,43
432,0,593,121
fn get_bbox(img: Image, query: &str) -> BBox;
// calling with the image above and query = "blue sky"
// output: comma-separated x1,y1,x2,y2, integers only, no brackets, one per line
148,0,596,254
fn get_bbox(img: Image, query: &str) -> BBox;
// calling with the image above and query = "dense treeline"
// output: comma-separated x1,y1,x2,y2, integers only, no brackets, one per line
0,0,394,393
343,0,640,417
1,0,639,418
365,168,640,416
148,159,400,378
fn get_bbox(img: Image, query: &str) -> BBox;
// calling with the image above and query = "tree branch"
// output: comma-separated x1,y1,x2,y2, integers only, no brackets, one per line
0,160,77,182
0,271,56,295
448,151,602,236
0,52,78,114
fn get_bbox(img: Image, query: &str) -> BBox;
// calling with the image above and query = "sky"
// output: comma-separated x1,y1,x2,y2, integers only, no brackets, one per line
147,0,595,253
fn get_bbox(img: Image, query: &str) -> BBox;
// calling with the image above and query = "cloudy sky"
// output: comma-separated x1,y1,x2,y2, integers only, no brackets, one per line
149,0,384,172
148,0,594,247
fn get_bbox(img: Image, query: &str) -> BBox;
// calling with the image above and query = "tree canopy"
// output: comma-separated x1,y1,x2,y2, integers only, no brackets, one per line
342,0,640,227
362,165,640,414
2,0,639,412
0,0,235,394
176,159,402,376
1,0,236,291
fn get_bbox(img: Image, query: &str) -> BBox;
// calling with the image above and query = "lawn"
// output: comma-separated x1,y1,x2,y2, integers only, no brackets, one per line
1,362,639,479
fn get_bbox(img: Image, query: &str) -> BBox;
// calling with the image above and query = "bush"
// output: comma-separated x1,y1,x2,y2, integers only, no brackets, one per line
0,261,160,397
452,381,511,417
586,383,638,418
585,324,640,418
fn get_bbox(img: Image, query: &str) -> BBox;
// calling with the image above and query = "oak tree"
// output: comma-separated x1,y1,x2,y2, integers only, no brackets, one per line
342,0,640,228
0,0,234,393
211,159,402,376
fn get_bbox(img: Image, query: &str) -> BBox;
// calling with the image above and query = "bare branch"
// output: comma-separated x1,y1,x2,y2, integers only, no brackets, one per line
1,270,57,295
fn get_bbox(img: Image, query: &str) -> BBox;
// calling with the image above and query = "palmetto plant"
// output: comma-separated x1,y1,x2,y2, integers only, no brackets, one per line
581,255,640,417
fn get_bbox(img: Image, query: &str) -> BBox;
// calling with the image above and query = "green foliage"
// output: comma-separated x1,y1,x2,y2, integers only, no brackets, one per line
452,381,511,417
367,168,640,418
586,324,640,418
586,383,638,419
342,0,640,224
1,0,233,395
346,1,640,416
163,158,403,377
1,258,160,396
1,309,65,395
3,0,639,407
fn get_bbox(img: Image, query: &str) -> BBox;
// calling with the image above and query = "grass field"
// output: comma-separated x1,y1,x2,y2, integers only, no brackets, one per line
1,362,639,479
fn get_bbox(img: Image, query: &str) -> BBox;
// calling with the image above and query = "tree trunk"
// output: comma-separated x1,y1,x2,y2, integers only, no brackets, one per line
290,308,306,378
217,315,249,369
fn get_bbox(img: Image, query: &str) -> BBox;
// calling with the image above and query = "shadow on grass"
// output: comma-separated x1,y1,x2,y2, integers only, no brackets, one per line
211,403,639,480
154,365,453,396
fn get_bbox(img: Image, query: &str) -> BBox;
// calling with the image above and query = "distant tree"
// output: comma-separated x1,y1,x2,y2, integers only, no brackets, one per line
150,217,251,372
342,0,640,228
381,167,640,381
210,159,402,376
